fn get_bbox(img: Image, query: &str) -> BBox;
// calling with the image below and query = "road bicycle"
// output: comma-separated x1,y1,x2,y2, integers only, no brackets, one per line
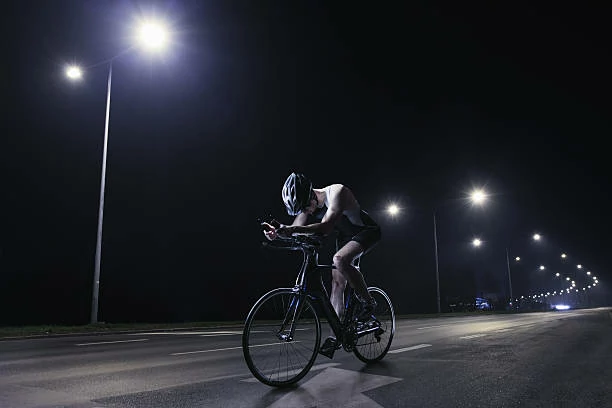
242,231,395,387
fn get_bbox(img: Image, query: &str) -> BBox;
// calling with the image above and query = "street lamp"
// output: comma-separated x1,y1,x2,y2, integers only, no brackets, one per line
472,238,482,247
470,189,487,205
65,65,83,80
533,233,541,241
66,19,171,324
387,204,400,217
432,187,487,313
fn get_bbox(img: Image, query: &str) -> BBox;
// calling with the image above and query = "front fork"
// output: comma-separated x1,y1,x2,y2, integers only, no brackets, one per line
277,290,305,342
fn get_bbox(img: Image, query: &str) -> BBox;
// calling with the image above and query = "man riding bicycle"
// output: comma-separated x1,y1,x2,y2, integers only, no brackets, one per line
262,172,381,358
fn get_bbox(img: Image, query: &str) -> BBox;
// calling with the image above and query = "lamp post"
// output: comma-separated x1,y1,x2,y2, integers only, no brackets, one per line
66,20,170,324
91,60,113,324
433,210,440,313
388,188,487,314
506,233,543,309
505,247,513,304
432,188,487,313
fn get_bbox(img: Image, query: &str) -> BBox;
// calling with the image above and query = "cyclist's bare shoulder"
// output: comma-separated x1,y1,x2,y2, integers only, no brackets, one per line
326,184,358,211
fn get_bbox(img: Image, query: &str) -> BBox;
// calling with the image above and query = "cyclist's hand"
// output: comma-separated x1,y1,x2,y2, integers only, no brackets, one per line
276,225,295,238
262,222,278,240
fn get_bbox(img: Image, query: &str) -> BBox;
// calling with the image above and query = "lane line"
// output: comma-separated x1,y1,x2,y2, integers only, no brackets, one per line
459,334,488,339
128,331,242,336
171,341,302,356
495,328,513,333
417,325,451,330
388,344,432,354
76,339,149,346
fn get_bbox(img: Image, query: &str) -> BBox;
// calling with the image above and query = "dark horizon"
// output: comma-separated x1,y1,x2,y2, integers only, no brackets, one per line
1,1,611,326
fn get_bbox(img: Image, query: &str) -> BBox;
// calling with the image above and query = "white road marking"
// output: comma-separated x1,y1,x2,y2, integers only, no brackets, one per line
75,339,149,346
388,344,432,354
128,331,242,336
170,341,301,356
266,367,402,407
241,363,341,383
417,325,451,330
495,328,513,333
459,334,488,339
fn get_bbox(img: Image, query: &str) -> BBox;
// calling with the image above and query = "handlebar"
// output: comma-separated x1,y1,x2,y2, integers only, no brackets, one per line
258,215,324,251
261,233,324,251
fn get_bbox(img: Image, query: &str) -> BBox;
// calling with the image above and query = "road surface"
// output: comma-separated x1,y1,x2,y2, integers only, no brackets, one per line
1,308,611,407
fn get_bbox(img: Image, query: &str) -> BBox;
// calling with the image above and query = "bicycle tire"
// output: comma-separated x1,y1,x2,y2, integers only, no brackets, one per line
353,287,395,363
242,288,321,387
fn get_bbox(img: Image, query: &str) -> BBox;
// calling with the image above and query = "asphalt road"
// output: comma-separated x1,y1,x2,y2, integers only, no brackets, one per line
1,308,611,407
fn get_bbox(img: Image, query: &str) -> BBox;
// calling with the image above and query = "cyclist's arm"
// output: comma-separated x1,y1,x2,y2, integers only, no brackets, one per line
290,212,309,227
289,209,341,235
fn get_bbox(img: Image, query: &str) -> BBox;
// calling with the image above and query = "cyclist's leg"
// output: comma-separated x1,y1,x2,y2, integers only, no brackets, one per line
330,268,348,320
332,241,371,303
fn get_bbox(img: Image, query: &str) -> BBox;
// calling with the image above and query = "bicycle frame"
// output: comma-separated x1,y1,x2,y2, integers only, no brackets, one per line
287,242,361,346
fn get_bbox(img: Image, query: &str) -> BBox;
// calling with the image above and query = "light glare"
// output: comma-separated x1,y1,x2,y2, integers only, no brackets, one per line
138,21,169,51
387,204,399,216
65,65,83,80
470,189,487,205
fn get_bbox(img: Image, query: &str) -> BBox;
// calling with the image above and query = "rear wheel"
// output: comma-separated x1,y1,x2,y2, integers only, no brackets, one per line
353,287,395,363
242,288,321,387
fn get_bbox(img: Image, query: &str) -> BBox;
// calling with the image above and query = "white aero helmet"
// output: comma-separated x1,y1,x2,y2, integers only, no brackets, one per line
281,172,313,215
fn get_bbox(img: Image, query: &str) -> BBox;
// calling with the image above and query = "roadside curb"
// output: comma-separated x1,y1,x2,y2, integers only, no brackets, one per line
0,323,245,341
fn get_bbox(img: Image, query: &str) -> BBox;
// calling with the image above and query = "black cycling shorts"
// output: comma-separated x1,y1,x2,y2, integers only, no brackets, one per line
337,225,381,255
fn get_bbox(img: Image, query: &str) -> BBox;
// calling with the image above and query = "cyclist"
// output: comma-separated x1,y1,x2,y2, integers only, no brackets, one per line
262,172,381,358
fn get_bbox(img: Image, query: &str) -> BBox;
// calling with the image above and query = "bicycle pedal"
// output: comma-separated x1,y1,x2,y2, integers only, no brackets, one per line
319,337,340,359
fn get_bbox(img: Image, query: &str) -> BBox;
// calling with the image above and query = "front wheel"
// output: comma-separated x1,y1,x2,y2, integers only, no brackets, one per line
353,287,395,363
242,288,321,387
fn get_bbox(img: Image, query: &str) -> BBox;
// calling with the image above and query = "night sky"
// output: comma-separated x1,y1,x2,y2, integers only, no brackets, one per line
2,1,611,325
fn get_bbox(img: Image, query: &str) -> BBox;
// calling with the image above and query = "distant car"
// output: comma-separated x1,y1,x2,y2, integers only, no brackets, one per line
475,297,491,311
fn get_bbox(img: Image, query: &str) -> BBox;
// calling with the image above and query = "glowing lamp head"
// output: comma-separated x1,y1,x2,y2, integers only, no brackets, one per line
137,21,169,51
65,65,83,80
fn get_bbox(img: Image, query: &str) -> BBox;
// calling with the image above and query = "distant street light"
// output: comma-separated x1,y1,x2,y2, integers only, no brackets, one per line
472,238,482,247
470,189,487,205
65,65,83,80
66,19,171,324
533,233,541,241
539,265,546,270
577,264,583,269
387,204,400,217
515,256,520,261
